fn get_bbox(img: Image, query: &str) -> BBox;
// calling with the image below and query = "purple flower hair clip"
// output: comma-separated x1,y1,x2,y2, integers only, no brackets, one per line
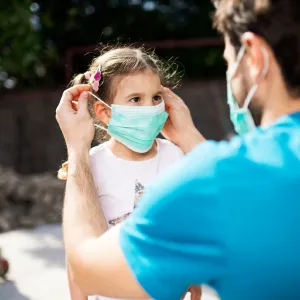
84,65,102,92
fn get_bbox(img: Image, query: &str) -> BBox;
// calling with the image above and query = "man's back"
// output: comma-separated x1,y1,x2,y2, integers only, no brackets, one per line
213,113,300,299
120,112,300,300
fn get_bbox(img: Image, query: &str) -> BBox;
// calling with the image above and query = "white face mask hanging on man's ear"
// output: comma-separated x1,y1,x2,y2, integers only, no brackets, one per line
226,45,270,135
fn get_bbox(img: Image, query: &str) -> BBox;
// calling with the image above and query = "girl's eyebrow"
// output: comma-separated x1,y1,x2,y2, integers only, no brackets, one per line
126,92,144,99
126,91,163,99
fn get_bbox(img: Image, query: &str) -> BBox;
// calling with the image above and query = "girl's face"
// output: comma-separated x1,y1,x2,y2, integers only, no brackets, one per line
113,70,163,107
94,70,163,124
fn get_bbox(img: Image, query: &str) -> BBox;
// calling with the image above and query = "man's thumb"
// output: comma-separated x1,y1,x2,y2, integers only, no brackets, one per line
78,91,89,115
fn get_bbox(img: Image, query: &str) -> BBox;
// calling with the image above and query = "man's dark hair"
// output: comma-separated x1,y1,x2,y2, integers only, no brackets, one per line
213,0,300,97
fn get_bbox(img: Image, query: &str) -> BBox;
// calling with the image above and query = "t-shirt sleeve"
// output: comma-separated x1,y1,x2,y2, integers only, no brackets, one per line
119,141,228,299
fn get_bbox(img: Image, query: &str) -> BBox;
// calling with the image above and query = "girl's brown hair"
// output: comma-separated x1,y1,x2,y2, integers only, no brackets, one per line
57,46,182,181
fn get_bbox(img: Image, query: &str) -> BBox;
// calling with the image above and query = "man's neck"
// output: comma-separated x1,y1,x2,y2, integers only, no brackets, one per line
261,90,300,127
109,138,157,161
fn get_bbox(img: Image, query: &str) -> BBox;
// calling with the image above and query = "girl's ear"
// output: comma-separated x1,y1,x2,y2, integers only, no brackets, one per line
94,101,111,125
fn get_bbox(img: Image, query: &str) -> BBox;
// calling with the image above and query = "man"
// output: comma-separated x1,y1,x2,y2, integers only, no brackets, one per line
56,1,300,299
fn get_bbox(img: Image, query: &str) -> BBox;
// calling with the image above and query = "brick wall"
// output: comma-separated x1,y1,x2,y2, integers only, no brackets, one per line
0,79,232,175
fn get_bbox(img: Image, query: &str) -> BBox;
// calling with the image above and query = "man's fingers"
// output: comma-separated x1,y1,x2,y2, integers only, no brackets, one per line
162,87,173,101
61,84,90,106
56,84,90,116
71,101,79,111
78,91,90,116
162,86,184,108
162,86,177,99
162,87,175,111
65,84,90,99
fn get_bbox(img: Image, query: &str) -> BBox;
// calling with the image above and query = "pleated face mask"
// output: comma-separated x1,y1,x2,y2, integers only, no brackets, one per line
89,92,168,153
227,45,269,135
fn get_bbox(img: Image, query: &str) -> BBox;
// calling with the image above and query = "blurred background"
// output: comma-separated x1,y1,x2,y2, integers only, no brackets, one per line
0,1,226,299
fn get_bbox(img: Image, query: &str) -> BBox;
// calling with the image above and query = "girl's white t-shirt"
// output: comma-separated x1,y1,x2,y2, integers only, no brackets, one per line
88,138,184,300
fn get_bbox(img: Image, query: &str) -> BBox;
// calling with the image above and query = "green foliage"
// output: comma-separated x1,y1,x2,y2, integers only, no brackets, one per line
0,1,58,89
0,0,224,90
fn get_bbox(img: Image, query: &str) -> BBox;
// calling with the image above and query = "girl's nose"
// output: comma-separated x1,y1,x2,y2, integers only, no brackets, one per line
144,98,156,106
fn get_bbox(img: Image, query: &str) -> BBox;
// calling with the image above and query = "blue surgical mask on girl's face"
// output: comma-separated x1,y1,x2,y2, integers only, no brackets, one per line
89,92,168,153
227,45,269,136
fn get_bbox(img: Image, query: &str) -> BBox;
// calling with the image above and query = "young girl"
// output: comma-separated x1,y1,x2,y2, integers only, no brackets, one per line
58,47,198,300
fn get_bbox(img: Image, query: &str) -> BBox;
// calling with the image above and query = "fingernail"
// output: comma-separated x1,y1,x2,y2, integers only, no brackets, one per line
83,92,88,98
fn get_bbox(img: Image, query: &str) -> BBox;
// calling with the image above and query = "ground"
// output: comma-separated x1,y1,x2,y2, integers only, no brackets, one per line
0,224,219,300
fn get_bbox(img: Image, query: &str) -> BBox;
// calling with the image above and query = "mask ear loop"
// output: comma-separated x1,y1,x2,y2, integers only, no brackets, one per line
242,47,270,110
228,45,247,81
227,45,246,111
88,92,111,132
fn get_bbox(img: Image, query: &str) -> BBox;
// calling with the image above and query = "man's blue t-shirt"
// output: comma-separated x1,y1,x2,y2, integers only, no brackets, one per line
119,112,300,300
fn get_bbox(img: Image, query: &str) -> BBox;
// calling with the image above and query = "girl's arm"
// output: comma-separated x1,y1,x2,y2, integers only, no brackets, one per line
67,262,88,300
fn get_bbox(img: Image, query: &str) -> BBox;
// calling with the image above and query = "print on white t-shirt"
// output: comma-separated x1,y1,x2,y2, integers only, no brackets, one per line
109,180,145,226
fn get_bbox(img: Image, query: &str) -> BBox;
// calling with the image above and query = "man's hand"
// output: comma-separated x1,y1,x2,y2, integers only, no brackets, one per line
161,87,205,153
56,84,93,154
181,285,202,300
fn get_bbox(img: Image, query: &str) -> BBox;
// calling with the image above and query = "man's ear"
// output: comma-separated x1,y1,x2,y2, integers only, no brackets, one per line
94,101,111,125
241,32,267,83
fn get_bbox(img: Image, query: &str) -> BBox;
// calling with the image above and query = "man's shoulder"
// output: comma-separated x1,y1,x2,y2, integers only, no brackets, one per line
181,133,271,184
185,127,298,190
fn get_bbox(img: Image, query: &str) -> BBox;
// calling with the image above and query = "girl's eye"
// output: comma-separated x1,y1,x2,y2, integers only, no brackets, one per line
130,97,140,103
153,95,162,102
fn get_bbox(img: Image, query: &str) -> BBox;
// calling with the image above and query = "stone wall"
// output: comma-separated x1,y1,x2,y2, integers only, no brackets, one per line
0,79,231,175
